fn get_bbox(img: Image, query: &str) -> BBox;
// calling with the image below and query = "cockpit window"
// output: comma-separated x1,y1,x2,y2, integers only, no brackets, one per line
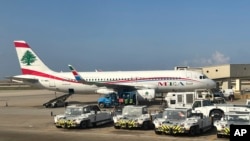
199,75,208,79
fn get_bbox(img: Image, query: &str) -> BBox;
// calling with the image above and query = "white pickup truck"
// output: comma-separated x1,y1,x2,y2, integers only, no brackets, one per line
165,98,250,121
192,99,250,121
54,104,112,129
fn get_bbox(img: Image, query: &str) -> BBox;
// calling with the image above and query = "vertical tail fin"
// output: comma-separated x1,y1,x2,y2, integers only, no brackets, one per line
14,40,54,74
68,64,84,81
68,64,100,85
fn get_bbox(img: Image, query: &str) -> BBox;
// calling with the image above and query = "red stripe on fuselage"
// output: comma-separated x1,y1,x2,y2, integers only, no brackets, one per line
21,68,200,85
21,68,78,83
14,42,30,48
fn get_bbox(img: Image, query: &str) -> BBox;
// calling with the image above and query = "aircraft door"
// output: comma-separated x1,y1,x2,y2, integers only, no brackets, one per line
186,72,192,79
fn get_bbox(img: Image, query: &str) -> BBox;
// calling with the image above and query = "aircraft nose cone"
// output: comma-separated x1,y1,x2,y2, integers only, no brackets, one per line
209,79,216,89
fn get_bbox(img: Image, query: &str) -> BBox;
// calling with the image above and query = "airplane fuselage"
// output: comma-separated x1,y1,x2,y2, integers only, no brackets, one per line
20,70,215,94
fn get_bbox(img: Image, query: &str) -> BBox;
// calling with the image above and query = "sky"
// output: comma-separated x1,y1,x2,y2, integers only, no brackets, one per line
1,0,250,79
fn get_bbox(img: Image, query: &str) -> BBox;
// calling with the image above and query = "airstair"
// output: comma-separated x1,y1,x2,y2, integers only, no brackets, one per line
43,93,73,108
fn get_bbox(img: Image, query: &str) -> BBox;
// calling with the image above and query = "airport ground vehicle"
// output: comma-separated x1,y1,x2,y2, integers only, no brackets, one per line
113,105,162,130
43,93,72,108
214,111,250,138
97,92,136,108
193,99,250,121
165,96,250,121
54,104,112,129
153,108,212,136
43,99,68,108
246,99,250,106
164,89,225,108
221,89,234,101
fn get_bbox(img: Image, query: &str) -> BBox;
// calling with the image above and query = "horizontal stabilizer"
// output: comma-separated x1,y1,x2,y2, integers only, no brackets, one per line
6,75,39,83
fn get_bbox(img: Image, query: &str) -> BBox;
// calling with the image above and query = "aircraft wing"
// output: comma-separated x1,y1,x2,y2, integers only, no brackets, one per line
68,65,154,90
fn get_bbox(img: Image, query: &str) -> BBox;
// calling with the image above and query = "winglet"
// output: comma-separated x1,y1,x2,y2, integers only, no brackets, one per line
68,64,83,81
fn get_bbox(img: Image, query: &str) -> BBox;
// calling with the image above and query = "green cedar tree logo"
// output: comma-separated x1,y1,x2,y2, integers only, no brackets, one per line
21,50,37,65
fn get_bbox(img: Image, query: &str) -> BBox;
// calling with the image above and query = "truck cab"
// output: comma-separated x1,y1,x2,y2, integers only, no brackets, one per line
97,92,136,108
98,93,119,108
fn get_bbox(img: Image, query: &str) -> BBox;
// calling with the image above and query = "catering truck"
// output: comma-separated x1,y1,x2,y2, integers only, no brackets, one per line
164,89,225,108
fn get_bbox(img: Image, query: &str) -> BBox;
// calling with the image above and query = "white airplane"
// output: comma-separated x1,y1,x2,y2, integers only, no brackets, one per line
11,40,216,101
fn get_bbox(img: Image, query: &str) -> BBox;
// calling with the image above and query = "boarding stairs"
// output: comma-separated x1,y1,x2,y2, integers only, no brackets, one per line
43,93,73,108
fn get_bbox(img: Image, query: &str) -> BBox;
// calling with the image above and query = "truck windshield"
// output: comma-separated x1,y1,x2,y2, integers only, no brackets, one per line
65,107,83,116
122,107,144,117
163,109,189,120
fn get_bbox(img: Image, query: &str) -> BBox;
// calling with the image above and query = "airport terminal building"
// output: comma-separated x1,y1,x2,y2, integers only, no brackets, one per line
201,64,250,94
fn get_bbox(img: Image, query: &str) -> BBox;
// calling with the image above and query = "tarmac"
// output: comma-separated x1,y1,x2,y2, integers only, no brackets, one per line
0,89,248,141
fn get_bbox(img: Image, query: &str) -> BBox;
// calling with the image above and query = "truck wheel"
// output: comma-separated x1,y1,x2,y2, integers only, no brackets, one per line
189,126,197,136
64,102,68,107
210,110,224,121
217,134,222,138
99,103,105,108
114,126,120,129
154,129,162,135
80,121,88,129
142,121,149,130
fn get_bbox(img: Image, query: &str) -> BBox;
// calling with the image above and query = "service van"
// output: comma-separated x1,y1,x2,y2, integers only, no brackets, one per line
221,89,234,100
